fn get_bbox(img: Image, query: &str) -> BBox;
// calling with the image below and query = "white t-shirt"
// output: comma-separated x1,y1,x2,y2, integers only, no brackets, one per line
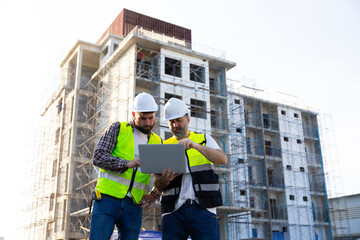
163,134,221,216
133,127,148,160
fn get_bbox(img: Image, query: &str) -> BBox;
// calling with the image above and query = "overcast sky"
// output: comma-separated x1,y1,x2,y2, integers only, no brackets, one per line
1,0,359,239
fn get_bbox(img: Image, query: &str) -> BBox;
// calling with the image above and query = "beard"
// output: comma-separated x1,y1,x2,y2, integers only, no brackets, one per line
135,124,154,135
171,127,186,138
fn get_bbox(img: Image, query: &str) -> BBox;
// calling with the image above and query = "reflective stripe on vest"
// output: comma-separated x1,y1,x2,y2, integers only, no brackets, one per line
99,171,148,192
95,122,162,203
190,163,214,172
194,183,220,192
163,187,180,196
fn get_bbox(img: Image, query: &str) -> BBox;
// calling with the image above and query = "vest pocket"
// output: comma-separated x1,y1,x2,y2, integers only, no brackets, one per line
161,195,177,213
192,170,219,185
197,190,223,208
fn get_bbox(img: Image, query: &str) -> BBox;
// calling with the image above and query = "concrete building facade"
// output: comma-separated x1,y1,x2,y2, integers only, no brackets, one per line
21,8,339,240
226,83,333,239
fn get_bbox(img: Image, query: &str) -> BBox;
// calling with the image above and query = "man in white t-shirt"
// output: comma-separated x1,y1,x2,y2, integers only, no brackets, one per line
155,98,227,240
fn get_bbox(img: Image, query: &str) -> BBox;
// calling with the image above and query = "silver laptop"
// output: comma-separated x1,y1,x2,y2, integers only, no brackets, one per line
139,144,187,174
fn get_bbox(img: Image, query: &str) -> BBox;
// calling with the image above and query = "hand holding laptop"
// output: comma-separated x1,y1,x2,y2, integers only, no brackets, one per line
125,157,140,168
154,169,178,191
138,169,178,209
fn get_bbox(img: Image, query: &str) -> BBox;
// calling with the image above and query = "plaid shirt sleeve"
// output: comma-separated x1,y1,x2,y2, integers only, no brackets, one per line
92,122,129,174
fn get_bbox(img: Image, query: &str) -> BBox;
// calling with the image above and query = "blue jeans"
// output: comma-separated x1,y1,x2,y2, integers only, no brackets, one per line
89,195,142,240
161,203,220,240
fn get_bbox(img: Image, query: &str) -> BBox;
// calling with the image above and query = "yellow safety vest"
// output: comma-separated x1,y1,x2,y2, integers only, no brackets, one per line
161,132,222,213
95,122,162,204
163,132,214,170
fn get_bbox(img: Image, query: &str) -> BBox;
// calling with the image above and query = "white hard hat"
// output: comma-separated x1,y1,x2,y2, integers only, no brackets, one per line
164,98,190,120
133,92,158,112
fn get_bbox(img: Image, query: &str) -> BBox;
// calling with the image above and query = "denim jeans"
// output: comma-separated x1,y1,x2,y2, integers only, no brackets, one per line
89,195,142,240
161,203,220,240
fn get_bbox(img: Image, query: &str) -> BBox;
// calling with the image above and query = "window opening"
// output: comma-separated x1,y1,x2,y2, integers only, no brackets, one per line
49,193,54,211
55,128,60,145
270,198,277,219
238,158,244,164
268,169,274,186
248,166,253,182
209,77,216,91
137,58,150,78
113,43,119,51
265,140,272,156
250,197,255,208
246,137,252,154
190,98,207,119
102,46,108,56
165,57,181,77
165,93,182,102
263,113,270,128
210,110,216,127
190,64,205,83
57,99,63,114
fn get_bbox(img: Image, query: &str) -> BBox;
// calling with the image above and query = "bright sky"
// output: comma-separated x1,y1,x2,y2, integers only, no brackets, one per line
0,0,359,239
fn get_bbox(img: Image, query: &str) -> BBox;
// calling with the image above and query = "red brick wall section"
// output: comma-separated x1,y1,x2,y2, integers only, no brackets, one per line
96,8,191,45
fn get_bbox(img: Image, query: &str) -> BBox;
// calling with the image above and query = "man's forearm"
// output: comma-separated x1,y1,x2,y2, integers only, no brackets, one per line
93,149,129,174
92,122,129,174
194,144,227,165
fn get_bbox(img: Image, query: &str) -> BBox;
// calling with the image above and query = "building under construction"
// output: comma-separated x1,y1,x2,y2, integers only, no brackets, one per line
20,8,351,240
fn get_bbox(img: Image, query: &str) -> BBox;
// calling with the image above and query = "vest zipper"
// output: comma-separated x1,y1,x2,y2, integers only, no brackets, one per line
127,167,138,195
126,124,140,196
185,151,197,193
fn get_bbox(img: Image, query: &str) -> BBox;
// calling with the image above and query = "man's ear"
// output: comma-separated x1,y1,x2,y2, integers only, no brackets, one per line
132,112,136,118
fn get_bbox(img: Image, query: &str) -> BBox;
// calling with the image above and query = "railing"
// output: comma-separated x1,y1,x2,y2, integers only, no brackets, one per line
132,26,227,60
303,126,318,139
270,204,288,220
265,147,282,158
268,174,285,188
